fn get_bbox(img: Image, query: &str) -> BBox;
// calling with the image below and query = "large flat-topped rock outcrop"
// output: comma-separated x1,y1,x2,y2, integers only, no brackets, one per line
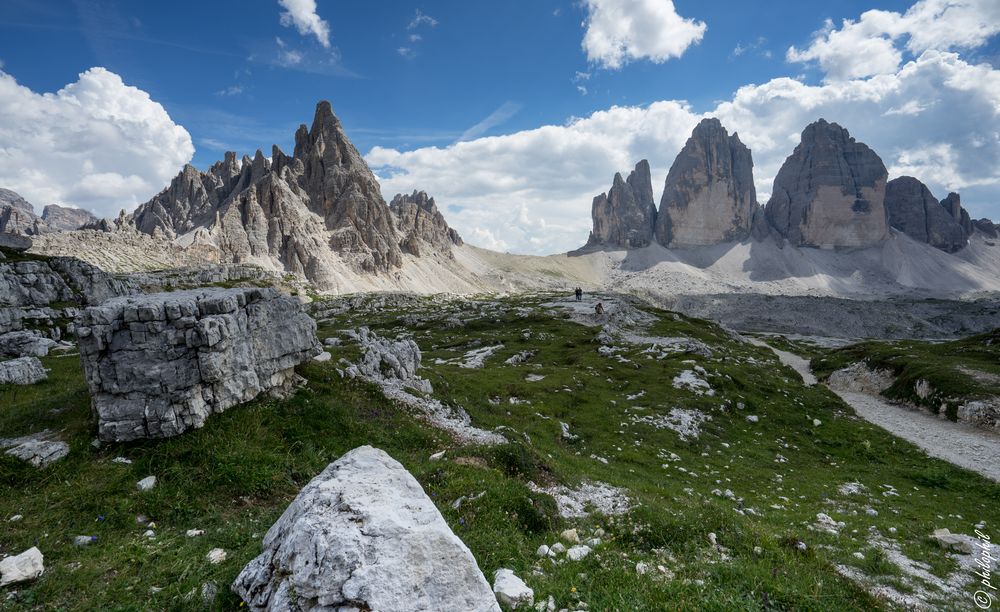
765,119,889,249
77,287,320,442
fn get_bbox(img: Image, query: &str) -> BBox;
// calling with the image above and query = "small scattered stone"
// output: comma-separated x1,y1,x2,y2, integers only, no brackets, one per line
493,568,534,609
206,548,226,564
567,545,591,561
73,535,96,547
136,476,156,491
560,529,580,544
535,544,550,557
186,529,205,538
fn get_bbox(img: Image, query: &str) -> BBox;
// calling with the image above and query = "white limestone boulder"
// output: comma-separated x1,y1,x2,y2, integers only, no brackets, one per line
232,445,500,612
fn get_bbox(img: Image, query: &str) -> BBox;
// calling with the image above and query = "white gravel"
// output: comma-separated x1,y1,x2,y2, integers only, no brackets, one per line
746,337,817,386
830,388,1000,483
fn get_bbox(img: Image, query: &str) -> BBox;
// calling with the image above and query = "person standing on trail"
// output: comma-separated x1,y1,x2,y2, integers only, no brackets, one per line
575,287,583,301
595,302,604,315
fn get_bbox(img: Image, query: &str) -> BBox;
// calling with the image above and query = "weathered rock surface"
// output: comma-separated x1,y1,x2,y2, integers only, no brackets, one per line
342,326,432,394
885,177,967,252
76,287,320,442
1,431,69,467
973,218,999,239
0,232,33,252
389,190,463,256
340,327,504,445
0,330,58,358
232,445,500,612
40,204,98,231
0,189,97,235
130,101,407,288
0,547,44,587
492,569,534,609
940,192,974,236
0,189,44,236
587,160,657,248
765,119,889,248
1,254,136,309
656,119,757,247
0,356,48,385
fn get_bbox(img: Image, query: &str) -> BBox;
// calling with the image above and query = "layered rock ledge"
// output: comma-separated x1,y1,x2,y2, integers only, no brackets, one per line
77,287,319,442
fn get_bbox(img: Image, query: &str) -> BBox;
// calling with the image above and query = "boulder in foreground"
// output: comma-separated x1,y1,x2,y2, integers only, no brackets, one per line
0,547,43,587
77,287,319,442
232,445,500,612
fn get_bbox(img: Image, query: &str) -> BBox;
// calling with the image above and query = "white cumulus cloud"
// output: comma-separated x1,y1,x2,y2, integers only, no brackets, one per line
582,0,706,69
0,67,194,218
278,0,331,48
787,0,1000,80
368,50,1000,255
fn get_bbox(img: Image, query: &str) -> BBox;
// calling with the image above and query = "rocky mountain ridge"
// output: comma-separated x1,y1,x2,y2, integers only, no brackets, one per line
123,101,461,289
583,118,997,255
0,189,98,235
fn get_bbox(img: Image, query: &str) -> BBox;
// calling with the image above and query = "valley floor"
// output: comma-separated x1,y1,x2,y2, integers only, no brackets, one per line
2,291,999,610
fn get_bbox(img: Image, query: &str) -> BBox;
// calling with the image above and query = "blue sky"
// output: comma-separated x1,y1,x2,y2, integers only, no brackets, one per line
1,0,999,253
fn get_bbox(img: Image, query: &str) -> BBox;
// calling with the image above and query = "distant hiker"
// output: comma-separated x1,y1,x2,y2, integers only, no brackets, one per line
575,287,583,301
595,302,605,315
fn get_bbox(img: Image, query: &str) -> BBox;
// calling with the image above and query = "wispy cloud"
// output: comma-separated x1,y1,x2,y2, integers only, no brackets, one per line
397,47,415,59
277,0,330,48
407,9,438,30
251,36,358,77
457,101,522,142
215,85,245,97
732,36,770,59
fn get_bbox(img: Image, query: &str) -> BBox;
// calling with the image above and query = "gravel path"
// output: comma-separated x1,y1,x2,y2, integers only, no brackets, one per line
829,388,1000,483
752,337,1000,482
746,338,817,386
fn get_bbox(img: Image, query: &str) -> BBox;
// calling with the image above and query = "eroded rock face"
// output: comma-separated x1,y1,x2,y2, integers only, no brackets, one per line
232,445,500,612
0,330,57,358
973,218,999,238
765,119,889,248
0,255,136,309
940,192,975,236
342,326,432,394
656,119,757,247
587,160,657,248
885,177,967,252
76,288,320,442
40,205,98,231
0,189,44,236
389,191,463,257
130,101,407,287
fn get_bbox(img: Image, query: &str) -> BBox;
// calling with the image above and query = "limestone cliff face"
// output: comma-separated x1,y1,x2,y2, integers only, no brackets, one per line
40,205,97,232
0,189,96,235
389,191,463,257
885,177,967,252
129,101,416,284
655,118,756,247
940,192,974,237
587,160,657,248
765,119,889,248
0,189,42,236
